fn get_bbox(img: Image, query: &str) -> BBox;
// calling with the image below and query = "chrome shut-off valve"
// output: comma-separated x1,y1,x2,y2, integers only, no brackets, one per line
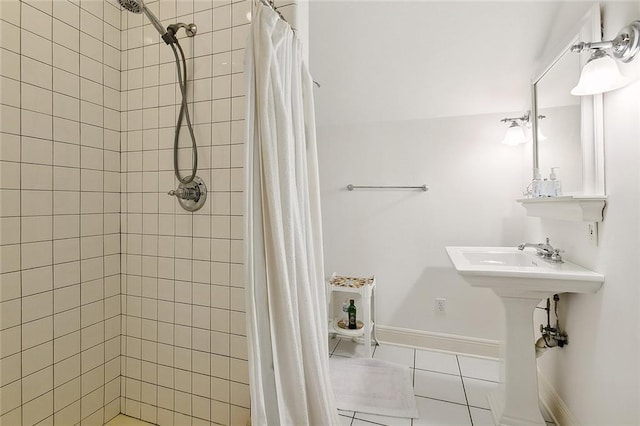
168,176,207,212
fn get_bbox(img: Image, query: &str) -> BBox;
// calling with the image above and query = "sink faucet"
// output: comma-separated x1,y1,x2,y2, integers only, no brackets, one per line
518,237,563,262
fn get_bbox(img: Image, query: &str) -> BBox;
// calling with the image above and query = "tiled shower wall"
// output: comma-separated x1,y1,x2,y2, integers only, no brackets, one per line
3,0,301,424
119,0,251,424
0,0,122,424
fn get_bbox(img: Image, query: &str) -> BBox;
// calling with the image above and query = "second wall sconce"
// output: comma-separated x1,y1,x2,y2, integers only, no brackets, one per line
500,112,546,145
570,20,640,96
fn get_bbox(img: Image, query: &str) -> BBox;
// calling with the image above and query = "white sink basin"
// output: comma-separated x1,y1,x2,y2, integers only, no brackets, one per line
446,246,604,296
446,246,604,426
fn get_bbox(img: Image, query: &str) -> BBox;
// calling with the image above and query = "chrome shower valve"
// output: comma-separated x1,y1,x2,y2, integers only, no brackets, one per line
168,176,207,212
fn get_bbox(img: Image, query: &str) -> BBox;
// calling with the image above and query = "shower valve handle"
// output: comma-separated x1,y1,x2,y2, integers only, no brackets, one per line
166,176,207,212
168,186,200,202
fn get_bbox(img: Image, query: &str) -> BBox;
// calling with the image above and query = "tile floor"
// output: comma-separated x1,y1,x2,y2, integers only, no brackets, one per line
330,337,555,426
102,339,554,426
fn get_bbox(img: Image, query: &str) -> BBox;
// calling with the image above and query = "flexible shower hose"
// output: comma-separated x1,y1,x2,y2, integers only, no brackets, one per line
170,40,198,184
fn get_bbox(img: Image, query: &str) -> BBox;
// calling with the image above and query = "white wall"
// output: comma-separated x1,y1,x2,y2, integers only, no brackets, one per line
528,3,640,424
317,113,528,341
310,1,558,343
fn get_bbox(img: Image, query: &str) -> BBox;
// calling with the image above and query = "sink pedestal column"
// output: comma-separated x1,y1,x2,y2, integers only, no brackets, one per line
488,293,547,426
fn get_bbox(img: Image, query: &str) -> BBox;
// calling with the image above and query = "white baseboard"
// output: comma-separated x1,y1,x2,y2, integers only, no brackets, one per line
537,369,578,426
375,325,501,359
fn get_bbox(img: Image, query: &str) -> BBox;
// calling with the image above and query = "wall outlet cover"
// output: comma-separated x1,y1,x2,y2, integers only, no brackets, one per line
587,222,598,246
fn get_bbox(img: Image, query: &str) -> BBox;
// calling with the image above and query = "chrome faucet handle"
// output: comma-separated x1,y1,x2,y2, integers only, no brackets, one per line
538,237,555,255
169,186,200,201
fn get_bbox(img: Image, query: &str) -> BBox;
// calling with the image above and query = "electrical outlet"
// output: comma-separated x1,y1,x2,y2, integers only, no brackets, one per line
587,222,598,246
435,298,446,313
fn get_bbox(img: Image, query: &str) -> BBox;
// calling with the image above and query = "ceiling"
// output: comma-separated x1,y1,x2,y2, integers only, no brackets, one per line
309,1,595,126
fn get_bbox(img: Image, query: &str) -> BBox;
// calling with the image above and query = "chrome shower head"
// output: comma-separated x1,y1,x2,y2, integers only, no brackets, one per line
118,0,177,44
118,0,143,14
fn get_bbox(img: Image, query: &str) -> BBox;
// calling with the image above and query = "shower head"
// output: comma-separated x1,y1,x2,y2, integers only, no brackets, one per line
118,0,177,44
118,0,143,13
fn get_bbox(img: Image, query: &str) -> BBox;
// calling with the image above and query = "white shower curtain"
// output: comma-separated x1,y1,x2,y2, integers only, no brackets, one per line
244,3,339,426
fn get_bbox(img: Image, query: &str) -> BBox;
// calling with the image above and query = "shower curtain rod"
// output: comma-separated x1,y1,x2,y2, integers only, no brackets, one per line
257,0,321,88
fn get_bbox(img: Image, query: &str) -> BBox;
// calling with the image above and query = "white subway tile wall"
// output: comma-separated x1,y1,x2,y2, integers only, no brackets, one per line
120,0,252,424
0,0,299,423
0,0,122,425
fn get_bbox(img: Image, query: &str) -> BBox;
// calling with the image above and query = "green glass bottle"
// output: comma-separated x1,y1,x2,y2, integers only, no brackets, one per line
348,299,357,329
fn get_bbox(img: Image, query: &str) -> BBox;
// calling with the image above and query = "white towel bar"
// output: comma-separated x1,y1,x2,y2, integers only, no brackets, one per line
346,184,429,192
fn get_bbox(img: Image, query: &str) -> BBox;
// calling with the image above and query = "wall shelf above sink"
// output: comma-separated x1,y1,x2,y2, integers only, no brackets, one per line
517,196,606,222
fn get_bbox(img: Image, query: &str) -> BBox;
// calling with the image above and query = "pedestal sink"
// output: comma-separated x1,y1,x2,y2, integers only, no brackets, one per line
446,246,604,426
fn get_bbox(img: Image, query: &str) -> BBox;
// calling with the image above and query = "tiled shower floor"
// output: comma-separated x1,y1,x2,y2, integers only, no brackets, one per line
330,337,555,426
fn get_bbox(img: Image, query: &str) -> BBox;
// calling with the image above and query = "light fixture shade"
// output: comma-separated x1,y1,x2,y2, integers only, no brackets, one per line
537,126,547,141
571,51,632,96
502,122,528,146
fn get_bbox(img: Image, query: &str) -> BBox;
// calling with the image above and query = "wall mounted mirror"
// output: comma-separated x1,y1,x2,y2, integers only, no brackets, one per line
531,4,605,196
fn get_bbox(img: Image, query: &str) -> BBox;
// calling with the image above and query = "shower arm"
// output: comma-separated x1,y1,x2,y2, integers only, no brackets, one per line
167,23,197,38
141,7,197,45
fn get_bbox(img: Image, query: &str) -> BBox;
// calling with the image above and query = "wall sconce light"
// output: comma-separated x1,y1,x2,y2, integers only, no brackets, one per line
570,20,640,96
500,112,529,146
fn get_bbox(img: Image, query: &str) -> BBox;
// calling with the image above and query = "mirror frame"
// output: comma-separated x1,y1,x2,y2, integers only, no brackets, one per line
531,4,605,196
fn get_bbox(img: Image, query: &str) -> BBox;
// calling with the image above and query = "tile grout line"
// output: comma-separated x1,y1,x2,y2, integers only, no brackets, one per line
49,3,55,421
122,4,129,412
155,21,161,420
102,1,107,420
456,355,474,426
78,0,84,418
227,2,233,421
410,347,416,426
18,0,23,422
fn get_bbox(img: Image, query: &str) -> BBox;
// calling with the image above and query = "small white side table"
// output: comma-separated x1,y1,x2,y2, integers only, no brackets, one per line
327,273,379,357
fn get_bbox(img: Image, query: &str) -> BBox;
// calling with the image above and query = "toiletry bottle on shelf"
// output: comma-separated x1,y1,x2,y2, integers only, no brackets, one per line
348,299,357,329
538,178,549,197
550,167,562,196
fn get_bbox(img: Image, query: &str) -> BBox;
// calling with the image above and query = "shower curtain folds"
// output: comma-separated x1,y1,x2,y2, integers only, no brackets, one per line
245,3,339,425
